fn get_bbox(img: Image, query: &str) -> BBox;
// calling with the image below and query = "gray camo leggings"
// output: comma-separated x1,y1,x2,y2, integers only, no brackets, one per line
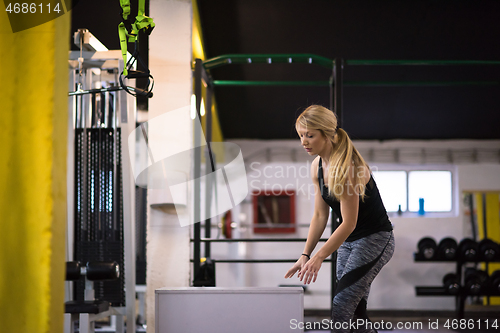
332,230,395,333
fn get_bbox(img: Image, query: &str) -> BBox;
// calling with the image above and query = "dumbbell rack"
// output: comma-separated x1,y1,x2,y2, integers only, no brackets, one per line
414,254,500,319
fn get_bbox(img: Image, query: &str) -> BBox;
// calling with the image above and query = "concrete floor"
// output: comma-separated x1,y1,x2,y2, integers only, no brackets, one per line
88,308,500,332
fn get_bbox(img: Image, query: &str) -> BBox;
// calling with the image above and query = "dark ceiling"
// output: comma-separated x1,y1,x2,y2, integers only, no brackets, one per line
197,0,500,140
71,1,500,140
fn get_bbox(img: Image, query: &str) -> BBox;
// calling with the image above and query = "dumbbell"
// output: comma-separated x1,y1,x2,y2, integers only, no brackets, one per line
437,237,458,260
417,237,437,260
478,239,500,261
464,268,489,295
489,270,500,295
442,273,461,295
458,238,479,261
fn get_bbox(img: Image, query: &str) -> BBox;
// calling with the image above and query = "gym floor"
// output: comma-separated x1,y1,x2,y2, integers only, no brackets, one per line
77,308,500,332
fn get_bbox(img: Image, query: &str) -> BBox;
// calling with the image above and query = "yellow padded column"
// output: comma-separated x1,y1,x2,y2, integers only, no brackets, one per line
475,193,484,237
475,192,500,305
0,11,69,333
485,193,500,305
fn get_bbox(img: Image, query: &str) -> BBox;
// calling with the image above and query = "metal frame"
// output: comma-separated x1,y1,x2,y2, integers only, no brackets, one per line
67,49,136,333
192,53,340,314
192,53,500,316
190,238,333,263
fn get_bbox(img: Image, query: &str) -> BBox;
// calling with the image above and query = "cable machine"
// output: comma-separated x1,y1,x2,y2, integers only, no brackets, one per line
66,30,137,333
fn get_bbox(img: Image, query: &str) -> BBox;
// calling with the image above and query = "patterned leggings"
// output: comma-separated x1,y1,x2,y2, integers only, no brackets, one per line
332,230,395,333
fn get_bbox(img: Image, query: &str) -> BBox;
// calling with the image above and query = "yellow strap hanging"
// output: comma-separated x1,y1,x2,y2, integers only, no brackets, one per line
135,16,155,33
118,23,130,76
120,0,130,20
138,0,145,17
118,0,155,76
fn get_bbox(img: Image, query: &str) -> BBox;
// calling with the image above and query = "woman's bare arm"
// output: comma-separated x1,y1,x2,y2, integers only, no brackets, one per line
284,157,330,279
298,164,359,284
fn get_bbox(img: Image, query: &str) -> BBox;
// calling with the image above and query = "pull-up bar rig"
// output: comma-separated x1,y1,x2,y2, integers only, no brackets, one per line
204,54,500,87
191,54,343,314
192,54,500,313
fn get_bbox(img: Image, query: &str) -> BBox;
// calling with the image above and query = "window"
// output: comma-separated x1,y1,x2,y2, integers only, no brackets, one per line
372,169,453,215
372,171,407,212
408,171,452,212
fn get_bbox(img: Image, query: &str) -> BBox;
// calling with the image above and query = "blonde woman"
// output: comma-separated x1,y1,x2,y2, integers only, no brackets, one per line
284,105,395,332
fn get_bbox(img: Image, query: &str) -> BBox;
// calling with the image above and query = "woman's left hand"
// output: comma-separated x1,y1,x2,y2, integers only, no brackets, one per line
298,255,324,284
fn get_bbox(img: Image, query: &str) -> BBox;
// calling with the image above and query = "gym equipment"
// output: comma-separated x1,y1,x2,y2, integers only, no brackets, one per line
437,237,458,260
478,239,500,261
135,186,147,285
66,261,81,281
192,258,216,287
64,261,120,333
118,0,155,78
458,238,479,261
464,268,489,295
415,235,500,319
417,237,437,260
119,41,155,98
86,261,120,281
489,270,500,294
221,210,232,239
156,287,304,333
68,41,137,333
192,55,344,317
194,54,500,319
73,126,125,305
65,261,120,282
442,273,461,295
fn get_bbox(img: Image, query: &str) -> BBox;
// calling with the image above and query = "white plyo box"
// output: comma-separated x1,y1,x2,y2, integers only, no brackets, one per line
155,287,304,333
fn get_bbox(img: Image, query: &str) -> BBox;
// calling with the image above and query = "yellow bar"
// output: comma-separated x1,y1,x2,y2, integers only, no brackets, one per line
475,193,485,238
485,193,500,305
192,0,205,61
192,0,224,163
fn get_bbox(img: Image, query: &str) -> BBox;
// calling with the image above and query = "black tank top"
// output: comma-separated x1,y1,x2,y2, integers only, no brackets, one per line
318,158,393,242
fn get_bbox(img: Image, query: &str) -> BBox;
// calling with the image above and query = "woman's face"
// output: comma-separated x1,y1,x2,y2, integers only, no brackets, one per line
296,124,329,156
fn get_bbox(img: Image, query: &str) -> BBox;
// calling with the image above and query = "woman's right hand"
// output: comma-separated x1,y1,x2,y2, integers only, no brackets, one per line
284,255,309,279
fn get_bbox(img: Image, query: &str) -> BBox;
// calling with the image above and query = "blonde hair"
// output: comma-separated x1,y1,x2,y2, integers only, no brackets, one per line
296,105,370,201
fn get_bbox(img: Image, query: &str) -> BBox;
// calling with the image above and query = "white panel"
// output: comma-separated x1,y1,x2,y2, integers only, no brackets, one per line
156,287,304,333
147,0,193,331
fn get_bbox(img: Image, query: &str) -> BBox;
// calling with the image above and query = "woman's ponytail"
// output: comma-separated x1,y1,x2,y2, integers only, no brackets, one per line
327,128,368,201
